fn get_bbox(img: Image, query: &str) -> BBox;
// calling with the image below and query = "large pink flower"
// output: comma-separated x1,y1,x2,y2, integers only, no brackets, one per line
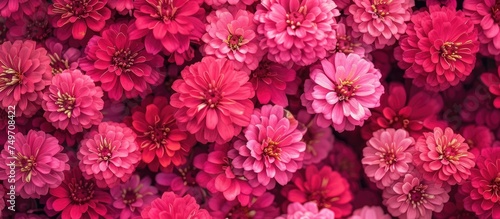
48,0,111,40
277,202,335,219
0,40,52,117
78,122,141,188
0,130,69,199
42,69,104,135
362,128,415,189
396,6,479,91
250,60,297,107
110,175,158,219
232,105,306,188
255,0,340,66
141,192,211,219
170,57,255,144
346,0,411,49
464,0,500,58
79,23,165,101
301,53,384,132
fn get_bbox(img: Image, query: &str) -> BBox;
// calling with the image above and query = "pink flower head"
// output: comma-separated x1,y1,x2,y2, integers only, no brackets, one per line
297,110,334,165
348,206,391,219
110,175,158,219
481,68,500,108
332,18,372,57
0,130,69,199
207,192,280,219
346,0,411,49
78,122,141,188
132,0,205,55
460,125,494,158
141,192,211,219
232,105,306,188
44,38,81,75
0,40,52,117
202,8,264,73
415,127,476,186
362,128,415,189
42,69,104,135
250,60,297,107
301,53,384,132
282,165,353,218
79,23,165,101
383,172,450,219
276,202,335,219
45,168,114,219
396,6,479,91
461,148,500,219
128,96,195,171
0,0,41,19
255,0,340,66
464,0,500,58
170,57,255,144
6,4,51,42
48,0,111,40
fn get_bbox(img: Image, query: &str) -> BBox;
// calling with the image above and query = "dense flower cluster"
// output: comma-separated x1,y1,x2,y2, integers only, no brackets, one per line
1,1,500,219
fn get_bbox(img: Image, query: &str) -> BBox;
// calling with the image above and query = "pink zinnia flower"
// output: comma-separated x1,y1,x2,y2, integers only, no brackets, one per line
346,0,411,49
415,127,476,186
276,202,335,219
332,18,371,57
255,0,340,66
250,60,297,107
6,4,51,42
141,192,211,219
464,0,500,58
48,0,111,40
0,0,41,18
44,38,81,75
362,128,415,189
78,122,141,188
282,165,353,218
396,6,479,91
0,130,69,199
301,53,384,132
110,175,158,219
207,193,280,219
79,23,165,101
202,8,264,73
348,206,391,219
460,125,494,158
45,168,114,219
481,67,500,108
383,172,450,219
232,105,306,188
461,148,500,219
297,110,334,165
170,57,255,144
0,40,52,117
132,0,205,55
41,69,104,135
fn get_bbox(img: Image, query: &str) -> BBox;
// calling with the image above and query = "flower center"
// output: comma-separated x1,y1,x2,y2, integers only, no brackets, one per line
226,34,243,51
335,35,358,54
335,80,358,101
251,62,275,80
303,130,318,157
25,19,51,41
308,188,340,209
178,167,198,186
112,49,137,71
68,0,90,17
157,0,178,21
381,148,396,165
15,153,36,182
0,66,22,92
440,41,473,65
286,6,306,30
98,137,113,161
371,0,390,18
54,92,76,118
121,186,141,204
263,140,282,160
69,179,95,204
144,120,172,148
204,83,223,108
48,53,70,75
436,137,464,161
408,184,429,206
227,205,256,219
487,176,500,198
492,2,500,23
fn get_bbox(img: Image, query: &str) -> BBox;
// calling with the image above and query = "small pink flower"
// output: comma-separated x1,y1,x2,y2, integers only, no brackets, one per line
362,128,415,189
110,175,158,219
0,130,69,199
141,192,211,219
276,202,335,219
250,60,297,107
348,206,391,219
301,53,384,132
207,193,280,218
464,0,500,58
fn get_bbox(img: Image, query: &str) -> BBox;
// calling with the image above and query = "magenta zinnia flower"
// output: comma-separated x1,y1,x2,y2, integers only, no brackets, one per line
0,130,69,199
250,60,297,107
0,40,52,117
78,122,141,188
396,6,479,91
255,0,340,66
415,127,476,186
301,53,384,132
79,23,165,101
346,0,411,49
202,8,264,73
383,172,450,219
464,0,500,58
110,175,158,219
141,192,211,219
48,0,111,40
41,69,104,135
232,105,306,188
348,206,391,219
276,202,335,219
362,128,415,189
170,57,255,144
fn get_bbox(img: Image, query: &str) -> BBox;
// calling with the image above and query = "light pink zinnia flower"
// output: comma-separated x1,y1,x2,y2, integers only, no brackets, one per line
383,172,450,219
415,127,476,186
110,175,158,219
346,0,411,49
141,192,211,219
348,206,391,219
78,122,141,188
301,52,384,132
276,202,335,219
170,57,255,144
0,40,52,117
362,128,415,189
464,0,500,58
232,105,306,188
41,69,104,135
202,8,264,73
0,130,69,199
250,60,297,107
255,0,340,66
